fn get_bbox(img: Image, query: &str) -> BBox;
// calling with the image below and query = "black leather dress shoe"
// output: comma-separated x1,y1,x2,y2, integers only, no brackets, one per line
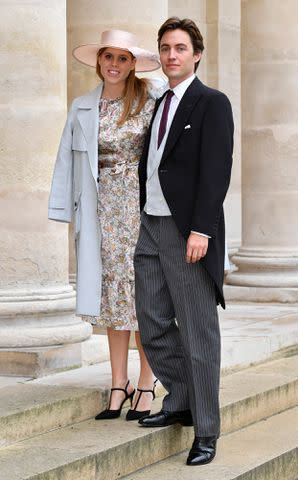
138,409,193,427
186,436,217,465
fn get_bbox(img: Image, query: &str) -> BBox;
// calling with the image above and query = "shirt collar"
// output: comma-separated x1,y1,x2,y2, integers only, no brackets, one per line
166,74,196,101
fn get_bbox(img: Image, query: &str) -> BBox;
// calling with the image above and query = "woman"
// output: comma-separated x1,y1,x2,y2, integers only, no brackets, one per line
48,30,163,420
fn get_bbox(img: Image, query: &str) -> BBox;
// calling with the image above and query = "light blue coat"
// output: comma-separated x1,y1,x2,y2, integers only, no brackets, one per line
48,81,164,316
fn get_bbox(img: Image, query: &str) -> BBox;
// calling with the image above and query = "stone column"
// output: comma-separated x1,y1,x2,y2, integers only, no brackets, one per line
168,0,208,83
226,0,298,302
67,0,168,285
67,0,167,346
169,0,242,257
66,1,168,270
0,0,92,376
206,0,242,256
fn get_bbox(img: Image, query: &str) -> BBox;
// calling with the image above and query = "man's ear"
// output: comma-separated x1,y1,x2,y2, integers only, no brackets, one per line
194,52,202,63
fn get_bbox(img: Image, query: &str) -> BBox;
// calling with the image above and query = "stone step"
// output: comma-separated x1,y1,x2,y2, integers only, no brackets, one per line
0,351,166,448
0,383,100,448
123,406,298,480
0,355,297,479
0,335,110,377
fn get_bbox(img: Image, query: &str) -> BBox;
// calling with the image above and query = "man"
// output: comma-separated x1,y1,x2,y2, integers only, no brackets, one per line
134,17,234,466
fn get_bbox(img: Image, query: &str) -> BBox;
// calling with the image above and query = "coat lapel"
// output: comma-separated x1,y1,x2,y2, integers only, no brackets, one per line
147,93,167,144
139,93,165,170
77,83,103,183
161,77,204,162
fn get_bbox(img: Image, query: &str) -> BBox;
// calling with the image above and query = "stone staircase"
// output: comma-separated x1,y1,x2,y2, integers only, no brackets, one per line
0,352,297,480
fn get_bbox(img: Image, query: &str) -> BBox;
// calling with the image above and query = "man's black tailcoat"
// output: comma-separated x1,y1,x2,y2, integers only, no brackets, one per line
138,77,234,308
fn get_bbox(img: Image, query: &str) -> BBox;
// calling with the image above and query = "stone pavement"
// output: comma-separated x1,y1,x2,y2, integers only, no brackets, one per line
1,302,298,389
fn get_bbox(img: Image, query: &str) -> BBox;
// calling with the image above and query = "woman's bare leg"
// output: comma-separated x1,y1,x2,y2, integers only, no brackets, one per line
133,331,155,411
107,327,135,409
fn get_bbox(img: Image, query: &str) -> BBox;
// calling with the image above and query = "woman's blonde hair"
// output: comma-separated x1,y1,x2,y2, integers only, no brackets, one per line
96,48,148,127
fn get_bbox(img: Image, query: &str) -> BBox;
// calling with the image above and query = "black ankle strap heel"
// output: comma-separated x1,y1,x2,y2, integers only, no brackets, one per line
95,380,135,420
126,379,157,421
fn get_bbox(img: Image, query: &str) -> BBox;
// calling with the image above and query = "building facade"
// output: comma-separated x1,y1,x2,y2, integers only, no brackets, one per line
0,0,297,376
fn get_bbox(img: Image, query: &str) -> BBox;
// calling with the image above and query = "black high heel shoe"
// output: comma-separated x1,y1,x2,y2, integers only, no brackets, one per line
95,380,135,420
126,379,157,421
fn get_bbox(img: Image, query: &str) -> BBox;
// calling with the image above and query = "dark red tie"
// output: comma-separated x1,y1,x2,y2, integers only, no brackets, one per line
157,90,174,149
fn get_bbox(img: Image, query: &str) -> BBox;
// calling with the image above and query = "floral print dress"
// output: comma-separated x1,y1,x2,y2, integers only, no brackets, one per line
83,95,155,330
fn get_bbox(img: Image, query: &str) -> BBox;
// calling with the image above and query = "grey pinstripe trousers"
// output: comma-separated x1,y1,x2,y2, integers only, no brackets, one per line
134,212,221,437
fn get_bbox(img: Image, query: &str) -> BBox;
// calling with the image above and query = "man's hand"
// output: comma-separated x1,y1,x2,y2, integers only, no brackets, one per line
186,233,209,263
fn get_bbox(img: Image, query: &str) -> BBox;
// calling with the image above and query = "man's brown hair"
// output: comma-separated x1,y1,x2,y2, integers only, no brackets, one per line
157,17,204,71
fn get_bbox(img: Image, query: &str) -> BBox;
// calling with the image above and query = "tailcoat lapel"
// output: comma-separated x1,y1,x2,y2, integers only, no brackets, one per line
77,83,103,183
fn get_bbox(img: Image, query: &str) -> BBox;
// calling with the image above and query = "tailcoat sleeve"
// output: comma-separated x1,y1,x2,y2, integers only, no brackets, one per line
191,93,234,237
48,101,76,223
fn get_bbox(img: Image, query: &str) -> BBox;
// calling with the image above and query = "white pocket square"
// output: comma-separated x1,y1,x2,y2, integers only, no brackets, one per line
184,124,191,129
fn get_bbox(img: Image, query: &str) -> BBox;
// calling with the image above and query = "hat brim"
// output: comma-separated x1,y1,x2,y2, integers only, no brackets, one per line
72,44,160,72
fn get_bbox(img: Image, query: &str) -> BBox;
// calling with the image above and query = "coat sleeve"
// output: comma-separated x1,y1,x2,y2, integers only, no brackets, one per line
191,93,234,237
147,77,167,99
48,101,76,223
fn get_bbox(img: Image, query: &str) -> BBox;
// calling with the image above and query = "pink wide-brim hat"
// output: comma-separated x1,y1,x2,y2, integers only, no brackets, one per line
72,29,160,73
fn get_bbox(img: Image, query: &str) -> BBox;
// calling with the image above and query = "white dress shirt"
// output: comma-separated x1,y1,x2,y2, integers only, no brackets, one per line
144,74,195,216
